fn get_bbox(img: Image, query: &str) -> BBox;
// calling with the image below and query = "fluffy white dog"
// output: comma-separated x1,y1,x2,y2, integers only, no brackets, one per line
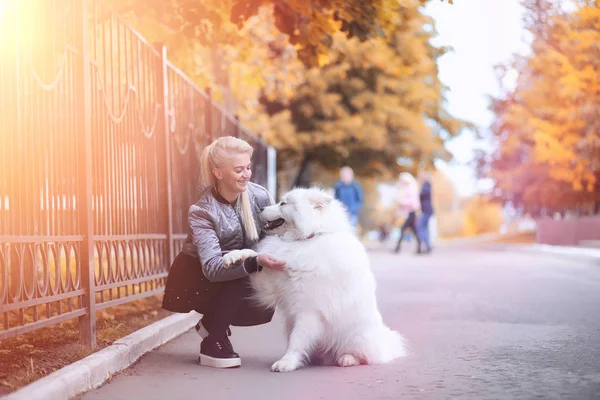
224,187,406,372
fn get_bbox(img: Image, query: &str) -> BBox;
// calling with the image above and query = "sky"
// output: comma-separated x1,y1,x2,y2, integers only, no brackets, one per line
423,0,530,197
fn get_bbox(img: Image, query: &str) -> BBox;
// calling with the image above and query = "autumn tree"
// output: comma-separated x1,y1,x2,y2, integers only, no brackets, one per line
259,0,467,188
481,0,600,214
109,0,453,68
108,0,464,194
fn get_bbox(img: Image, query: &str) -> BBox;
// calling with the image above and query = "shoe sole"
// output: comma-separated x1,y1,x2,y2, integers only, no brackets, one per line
199,354,241,369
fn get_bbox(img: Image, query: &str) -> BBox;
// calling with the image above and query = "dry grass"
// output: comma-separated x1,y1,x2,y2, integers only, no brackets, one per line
486,231,536,245
0,294,170,396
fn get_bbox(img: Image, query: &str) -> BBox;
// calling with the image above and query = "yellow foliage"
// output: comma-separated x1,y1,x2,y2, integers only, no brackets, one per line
463,196,504,236
461,215,478,238
436,211,464,238
485,1,600,211
109,0,462,188
262,7,465,177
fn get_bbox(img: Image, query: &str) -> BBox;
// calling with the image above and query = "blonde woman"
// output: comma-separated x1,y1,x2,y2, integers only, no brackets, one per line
162,136,285,369
394,172,422,254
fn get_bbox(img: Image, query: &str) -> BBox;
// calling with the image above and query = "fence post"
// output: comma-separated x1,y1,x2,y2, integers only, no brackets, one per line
76,0,96,349
155,43,174,266
267,145,278,200
205,87,213,143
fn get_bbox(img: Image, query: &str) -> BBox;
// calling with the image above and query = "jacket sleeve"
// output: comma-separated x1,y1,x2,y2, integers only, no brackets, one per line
355,182,364,207
188,204,250,282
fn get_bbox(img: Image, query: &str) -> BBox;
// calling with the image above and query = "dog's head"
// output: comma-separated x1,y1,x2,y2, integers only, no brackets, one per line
261,187,352,240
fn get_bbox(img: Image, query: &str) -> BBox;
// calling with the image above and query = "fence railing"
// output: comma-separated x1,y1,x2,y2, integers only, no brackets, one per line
0,0,275,348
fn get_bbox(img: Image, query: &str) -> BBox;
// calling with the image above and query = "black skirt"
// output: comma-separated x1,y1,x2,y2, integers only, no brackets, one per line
161,251,274,327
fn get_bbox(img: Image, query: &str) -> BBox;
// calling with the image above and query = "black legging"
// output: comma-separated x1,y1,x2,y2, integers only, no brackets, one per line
395,211,421,252
200,277,253,339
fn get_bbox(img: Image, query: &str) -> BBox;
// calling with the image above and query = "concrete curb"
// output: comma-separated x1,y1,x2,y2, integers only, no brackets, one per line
3,312,199,400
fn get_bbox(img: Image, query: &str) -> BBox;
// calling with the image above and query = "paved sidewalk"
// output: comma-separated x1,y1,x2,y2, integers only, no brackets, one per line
81,248,600,400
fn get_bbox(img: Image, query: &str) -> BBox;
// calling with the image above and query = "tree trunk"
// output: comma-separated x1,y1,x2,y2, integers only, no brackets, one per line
291,155,312,190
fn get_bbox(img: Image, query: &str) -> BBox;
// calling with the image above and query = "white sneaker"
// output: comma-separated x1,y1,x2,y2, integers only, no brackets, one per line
199,337,241,369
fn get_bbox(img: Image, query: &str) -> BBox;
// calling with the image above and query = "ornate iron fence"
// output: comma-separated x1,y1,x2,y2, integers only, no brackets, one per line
0,0,275,347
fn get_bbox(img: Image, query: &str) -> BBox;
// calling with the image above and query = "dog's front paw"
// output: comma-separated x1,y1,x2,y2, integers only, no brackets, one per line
223,249,259,268
336,354,360,367
271,358,301,372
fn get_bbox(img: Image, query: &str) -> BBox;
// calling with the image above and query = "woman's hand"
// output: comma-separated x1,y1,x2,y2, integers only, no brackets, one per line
257,254,286,271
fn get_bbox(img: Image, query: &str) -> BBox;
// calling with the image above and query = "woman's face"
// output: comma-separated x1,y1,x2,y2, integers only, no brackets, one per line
213,152,252,195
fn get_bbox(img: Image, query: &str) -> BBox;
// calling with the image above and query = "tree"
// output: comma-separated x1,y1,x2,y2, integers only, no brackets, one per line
482,0,600,214
108,0,464,193
259,1,467,188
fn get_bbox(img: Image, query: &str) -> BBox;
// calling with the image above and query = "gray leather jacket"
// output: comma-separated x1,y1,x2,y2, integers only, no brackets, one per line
181,182,274,282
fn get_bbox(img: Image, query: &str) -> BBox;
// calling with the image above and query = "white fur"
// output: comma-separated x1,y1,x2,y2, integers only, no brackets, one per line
223,249,258,268
224,187,406,372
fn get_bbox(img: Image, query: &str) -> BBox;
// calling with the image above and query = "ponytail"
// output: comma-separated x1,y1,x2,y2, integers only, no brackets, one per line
240,190,259,241
199,143,215,190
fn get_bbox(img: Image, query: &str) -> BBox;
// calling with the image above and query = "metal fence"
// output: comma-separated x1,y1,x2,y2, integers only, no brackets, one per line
0,0,275,347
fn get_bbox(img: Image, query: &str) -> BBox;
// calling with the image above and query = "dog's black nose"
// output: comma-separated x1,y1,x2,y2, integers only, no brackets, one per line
259,206,265,212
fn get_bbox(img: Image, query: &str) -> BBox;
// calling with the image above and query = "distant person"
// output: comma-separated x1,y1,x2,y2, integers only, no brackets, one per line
333,166,364,231
394,172,422,253
417,173,434,254
378,223,390,243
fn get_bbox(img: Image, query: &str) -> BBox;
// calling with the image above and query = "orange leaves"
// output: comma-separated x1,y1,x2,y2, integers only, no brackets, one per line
114,0,462,180
486,2,600,211
258,1,465,179
577,3,600,23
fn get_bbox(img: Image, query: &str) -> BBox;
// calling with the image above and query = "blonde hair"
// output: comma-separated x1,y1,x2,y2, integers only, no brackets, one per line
199,136,259,241
398,172,417,186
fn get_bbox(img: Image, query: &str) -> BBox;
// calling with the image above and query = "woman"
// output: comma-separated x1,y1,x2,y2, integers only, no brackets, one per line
394,172,422,254
162,136,285,369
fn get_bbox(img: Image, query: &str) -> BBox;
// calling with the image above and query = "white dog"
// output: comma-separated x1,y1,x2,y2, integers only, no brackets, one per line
224,187,406,372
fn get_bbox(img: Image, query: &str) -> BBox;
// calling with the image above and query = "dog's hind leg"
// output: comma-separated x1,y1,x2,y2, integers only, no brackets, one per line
336,354,361,367
271,314,323,373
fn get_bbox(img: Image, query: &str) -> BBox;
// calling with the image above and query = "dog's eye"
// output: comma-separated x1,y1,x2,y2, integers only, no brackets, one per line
280,201,286,206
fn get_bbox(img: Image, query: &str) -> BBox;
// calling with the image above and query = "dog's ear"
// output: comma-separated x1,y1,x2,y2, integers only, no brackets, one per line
308,190,333,210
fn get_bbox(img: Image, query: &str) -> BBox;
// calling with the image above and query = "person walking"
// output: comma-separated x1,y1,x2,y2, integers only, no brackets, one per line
394,172,422,254
333,166,364,231
162,136,286,369
417,174,434,254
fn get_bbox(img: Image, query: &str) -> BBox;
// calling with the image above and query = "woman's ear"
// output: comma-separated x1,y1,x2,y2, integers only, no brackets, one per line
212,167,223,180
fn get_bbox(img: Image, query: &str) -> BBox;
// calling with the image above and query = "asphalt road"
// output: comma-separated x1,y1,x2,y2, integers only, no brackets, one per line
81,245,600,400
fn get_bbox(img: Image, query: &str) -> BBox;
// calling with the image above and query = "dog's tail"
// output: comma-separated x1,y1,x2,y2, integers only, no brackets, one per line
363,324,407,364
